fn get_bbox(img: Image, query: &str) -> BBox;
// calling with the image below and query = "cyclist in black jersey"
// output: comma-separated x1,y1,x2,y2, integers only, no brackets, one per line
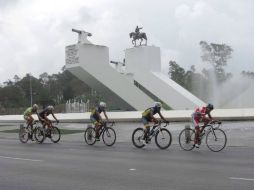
142,102,168,144
39,105,59,128
90,102,109,141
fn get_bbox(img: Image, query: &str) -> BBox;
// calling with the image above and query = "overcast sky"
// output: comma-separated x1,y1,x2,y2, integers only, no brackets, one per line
0,0,253,83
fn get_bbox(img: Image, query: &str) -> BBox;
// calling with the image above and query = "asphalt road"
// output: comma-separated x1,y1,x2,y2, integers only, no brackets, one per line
0,137,254,190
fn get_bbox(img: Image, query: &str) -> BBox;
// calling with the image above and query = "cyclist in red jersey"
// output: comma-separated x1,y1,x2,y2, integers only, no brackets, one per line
191,103,214,148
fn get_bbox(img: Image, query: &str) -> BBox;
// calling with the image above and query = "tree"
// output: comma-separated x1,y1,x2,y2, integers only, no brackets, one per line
241,71,254,78
200,41,233,83
168,60,186,87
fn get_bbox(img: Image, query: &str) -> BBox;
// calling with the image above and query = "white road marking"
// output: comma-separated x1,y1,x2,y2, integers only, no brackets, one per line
230,177,254,181
129,168,136,171
0,156,43,162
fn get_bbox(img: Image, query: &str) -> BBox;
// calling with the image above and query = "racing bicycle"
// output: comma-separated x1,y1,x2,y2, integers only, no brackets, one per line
84,121,116,146
178,120,227,152
132,121,172,149
19,120,45,144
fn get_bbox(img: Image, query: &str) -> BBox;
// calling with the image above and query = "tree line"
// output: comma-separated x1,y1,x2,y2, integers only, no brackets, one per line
0,69,100,114
168,41,253,102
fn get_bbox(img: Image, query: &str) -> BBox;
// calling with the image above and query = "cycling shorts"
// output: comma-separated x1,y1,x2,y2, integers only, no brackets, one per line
142,117,152,128
90,115,101,125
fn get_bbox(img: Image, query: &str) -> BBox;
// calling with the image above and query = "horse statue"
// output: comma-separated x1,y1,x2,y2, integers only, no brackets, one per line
129,32,147,46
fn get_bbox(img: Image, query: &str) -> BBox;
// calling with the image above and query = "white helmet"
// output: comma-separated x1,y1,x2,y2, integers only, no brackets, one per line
154,102,162,108
99,102,106,108
47,105,54,111
32,104,39,110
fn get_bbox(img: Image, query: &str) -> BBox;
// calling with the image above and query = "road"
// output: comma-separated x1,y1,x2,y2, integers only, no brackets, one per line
0,136,254,190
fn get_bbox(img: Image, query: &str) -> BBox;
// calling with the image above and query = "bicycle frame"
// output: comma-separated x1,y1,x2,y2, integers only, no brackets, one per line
98,122,115,137
149,121,168,139
200,121,222,141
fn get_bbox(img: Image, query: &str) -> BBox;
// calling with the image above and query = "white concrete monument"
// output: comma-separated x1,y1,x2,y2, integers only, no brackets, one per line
65,29,205,110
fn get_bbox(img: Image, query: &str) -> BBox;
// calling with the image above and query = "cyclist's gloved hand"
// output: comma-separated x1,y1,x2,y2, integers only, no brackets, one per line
56,120,59,123
218,121,222,124
165,120,169,124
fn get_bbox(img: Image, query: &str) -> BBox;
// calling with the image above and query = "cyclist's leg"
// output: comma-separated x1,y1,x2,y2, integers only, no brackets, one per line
91,116,101,140
142,117,150,142
191,114,200,147
24,115,35,140
25,115,33,127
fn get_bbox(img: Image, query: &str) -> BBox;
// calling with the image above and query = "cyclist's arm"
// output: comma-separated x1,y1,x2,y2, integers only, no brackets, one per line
207,112,213,120
103,111,109,122
51,112,59,123
158,111,167,122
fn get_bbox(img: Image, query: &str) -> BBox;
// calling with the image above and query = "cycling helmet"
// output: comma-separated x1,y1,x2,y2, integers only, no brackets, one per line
47,105,54,111
99,102,106,108
206,103,214,110
32,104,39,110
154,102,162,108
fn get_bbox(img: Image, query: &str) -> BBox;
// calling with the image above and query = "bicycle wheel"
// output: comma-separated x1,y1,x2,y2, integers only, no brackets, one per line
49,127,61,143
206,128,227,152
19,127,29,143
132,128,145,148
102,127,116,146
155,128,172,149
34,127,45,144
84,127,96,145
179,128,195,151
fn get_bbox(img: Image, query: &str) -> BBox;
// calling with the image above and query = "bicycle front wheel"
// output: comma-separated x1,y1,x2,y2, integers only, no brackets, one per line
34,127,45,144
132,128,145,148
206,128,227,152
178,128,195,151
49,127,61,143
84,127,96,145
155,128,172,149
19,127,29,143
102,127,116,146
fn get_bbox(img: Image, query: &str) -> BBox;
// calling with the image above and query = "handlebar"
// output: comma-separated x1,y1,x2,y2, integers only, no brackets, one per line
106,121,115,127
153,120,169,128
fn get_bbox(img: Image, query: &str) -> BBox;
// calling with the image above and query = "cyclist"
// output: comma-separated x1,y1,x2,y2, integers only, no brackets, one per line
192,103,214,148
142,102,168,144
90,102,109,141
23,104,39,140
23,104,39,126
38,105,59,129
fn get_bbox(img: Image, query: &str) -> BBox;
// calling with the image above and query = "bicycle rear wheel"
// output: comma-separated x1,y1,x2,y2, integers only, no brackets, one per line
132,128,145,148
19,127,29,143
179,128,195,151
206,128,227,152
155,128,172,149
34,127,45,144
49,126,61,143
84,127,96,145
102,127,116,146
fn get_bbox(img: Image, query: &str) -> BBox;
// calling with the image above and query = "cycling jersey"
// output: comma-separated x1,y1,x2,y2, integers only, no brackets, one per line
24,107,33,116
39,107,52,118
192,106,207,127
90,106,104,124
142,107,160,120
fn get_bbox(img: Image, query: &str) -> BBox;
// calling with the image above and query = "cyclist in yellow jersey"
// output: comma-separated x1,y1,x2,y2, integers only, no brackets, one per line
142,102,168,144
23,104,39,140
23,104,39,126
90,102,109,141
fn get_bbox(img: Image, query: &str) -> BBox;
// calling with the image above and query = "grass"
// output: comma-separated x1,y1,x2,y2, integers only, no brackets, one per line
0,128,85,135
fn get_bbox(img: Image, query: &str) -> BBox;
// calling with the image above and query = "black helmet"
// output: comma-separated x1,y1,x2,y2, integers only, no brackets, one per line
206,103,214,110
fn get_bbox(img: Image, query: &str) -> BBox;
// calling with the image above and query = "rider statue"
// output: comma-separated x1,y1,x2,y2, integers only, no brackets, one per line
135,26,143,36
129,25,147,46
